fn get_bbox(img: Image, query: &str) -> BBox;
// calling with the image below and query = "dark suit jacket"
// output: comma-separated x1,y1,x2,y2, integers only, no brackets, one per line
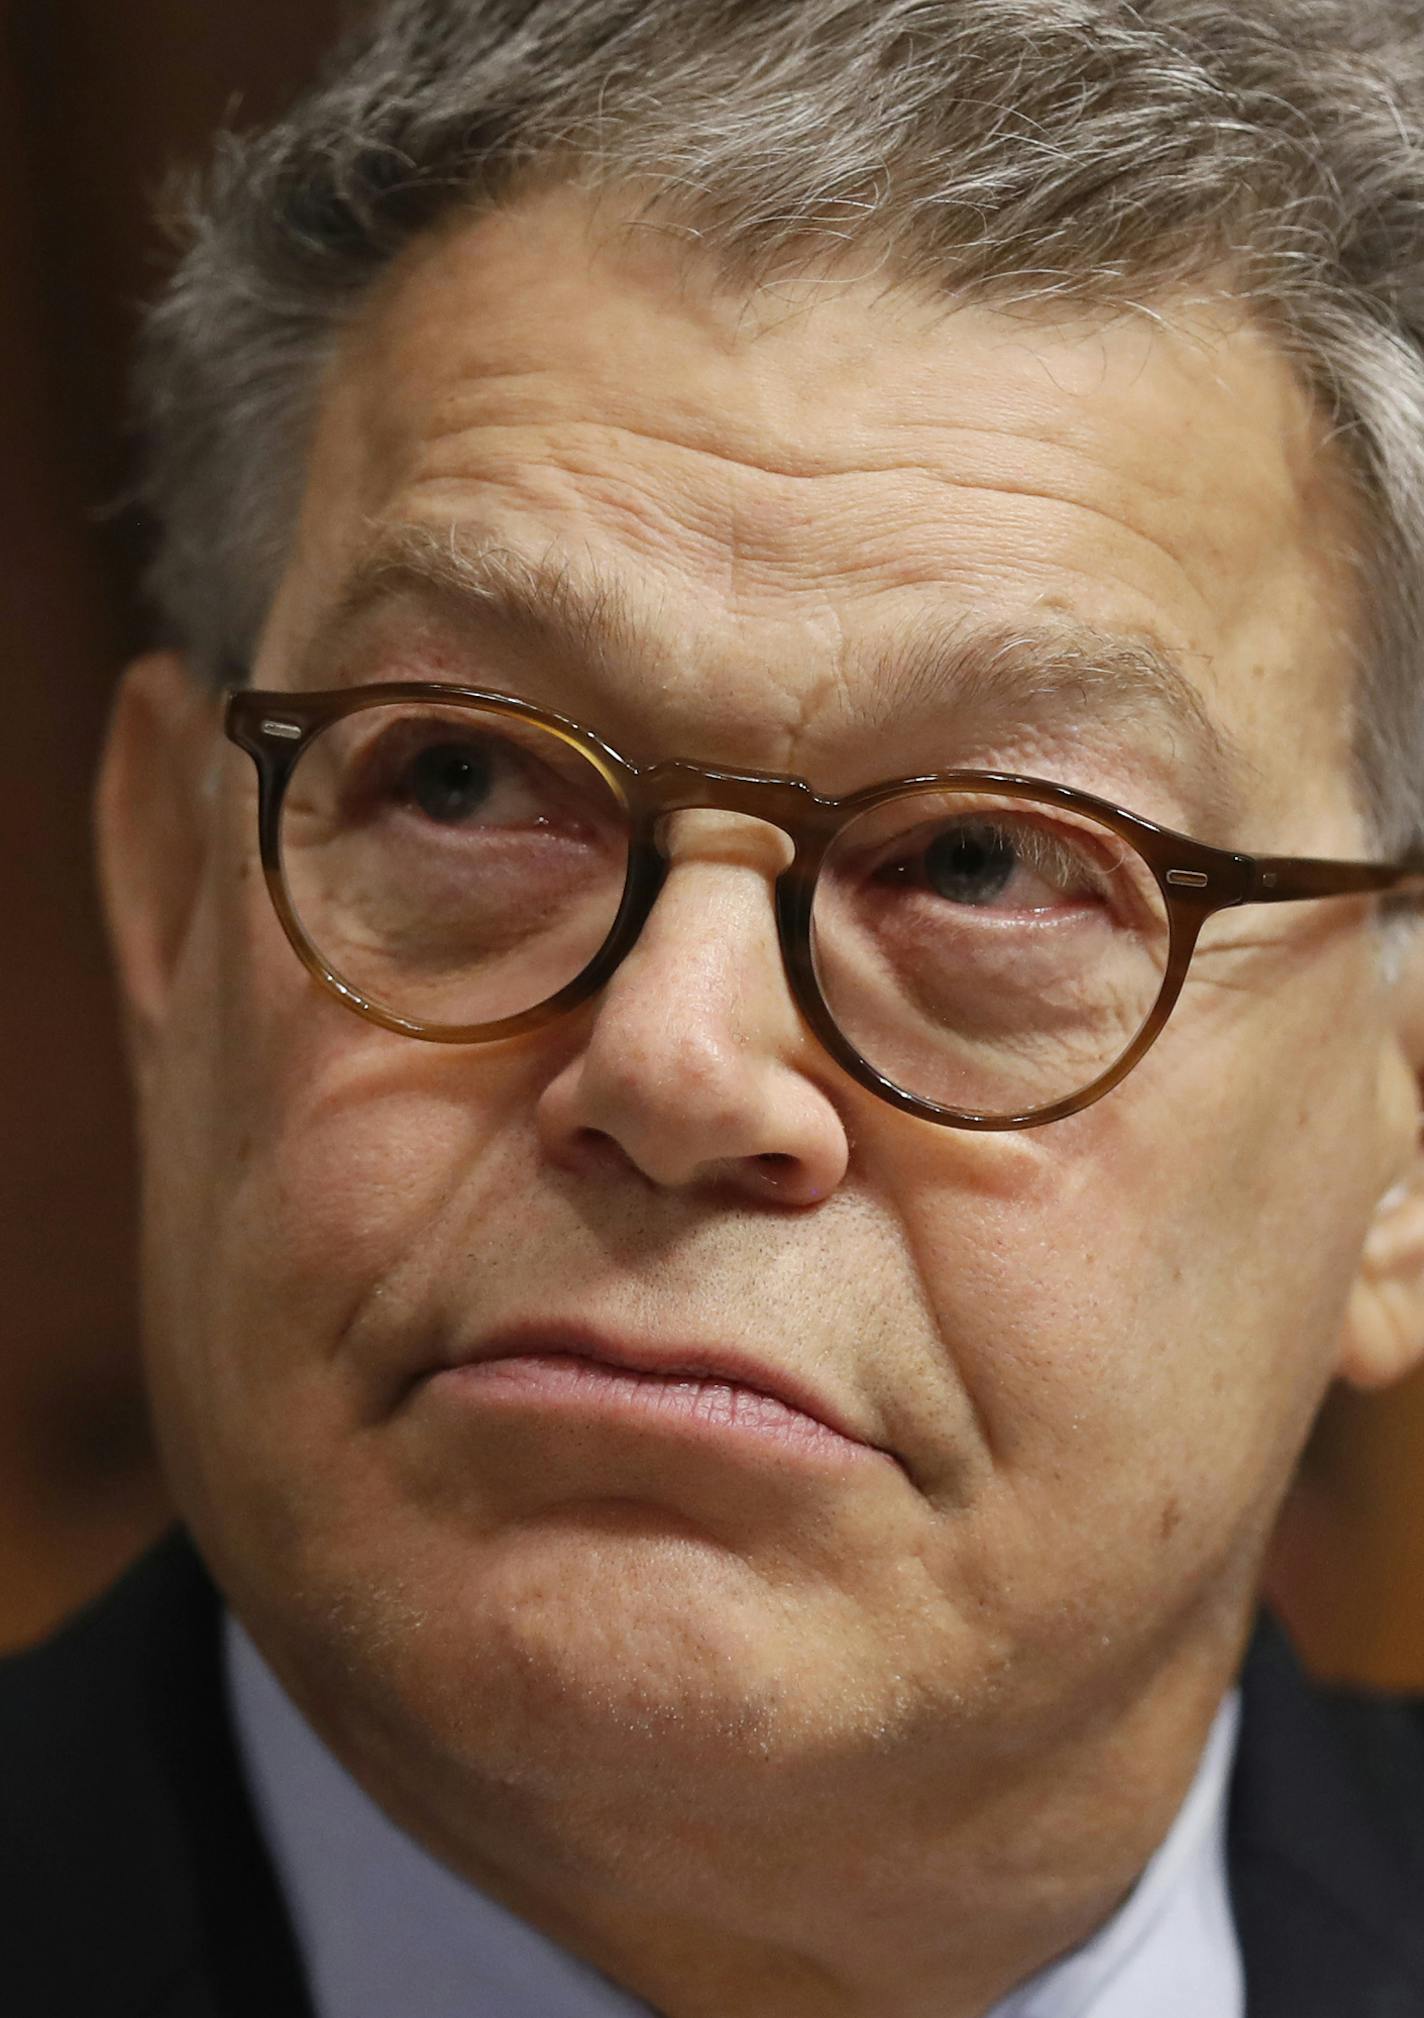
4,1532,1424,2016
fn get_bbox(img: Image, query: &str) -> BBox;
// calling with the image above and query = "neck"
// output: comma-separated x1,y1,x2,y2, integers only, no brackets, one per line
294,1607,1249,2018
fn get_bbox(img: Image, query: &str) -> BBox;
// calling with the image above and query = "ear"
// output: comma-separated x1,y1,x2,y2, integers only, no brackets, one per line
96,652,221,1064
1338,951,1424,1392
1340,1181,1424,1390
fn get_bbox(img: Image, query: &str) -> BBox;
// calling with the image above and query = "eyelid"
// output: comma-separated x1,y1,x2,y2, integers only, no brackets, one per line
341,708,546,788
991,820,1109,895
841,809,1163,937
846,802,1114,873
333,708,624,846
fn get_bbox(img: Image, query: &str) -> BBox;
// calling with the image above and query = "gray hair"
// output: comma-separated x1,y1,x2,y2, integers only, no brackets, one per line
138,0,1424,847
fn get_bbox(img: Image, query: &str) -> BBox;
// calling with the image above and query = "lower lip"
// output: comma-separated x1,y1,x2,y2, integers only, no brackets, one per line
430,1353,883,1466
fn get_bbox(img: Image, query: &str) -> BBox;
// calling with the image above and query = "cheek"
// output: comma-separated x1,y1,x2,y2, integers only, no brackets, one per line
137,855,544,1523
885,935,1385,1603
163,839,540,1261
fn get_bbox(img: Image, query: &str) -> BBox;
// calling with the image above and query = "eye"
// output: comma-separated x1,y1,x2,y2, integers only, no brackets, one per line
336,714,554,834
401,739,495,825
881,812,1106,915
923,822,1019,907
311,703,629,857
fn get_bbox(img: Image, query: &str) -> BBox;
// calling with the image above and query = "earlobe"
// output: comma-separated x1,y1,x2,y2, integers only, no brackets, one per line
95,651,219,1057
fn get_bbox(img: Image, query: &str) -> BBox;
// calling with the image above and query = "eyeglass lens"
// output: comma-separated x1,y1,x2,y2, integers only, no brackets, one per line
812,791,1170,1116
276,699,1173,1118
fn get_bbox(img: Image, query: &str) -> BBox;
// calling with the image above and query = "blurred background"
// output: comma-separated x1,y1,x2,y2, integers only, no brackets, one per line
3,0,1422,1684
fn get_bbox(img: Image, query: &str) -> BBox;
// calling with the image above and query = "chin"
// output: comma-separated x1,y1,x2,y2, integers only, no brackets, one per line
288,1518,919,1799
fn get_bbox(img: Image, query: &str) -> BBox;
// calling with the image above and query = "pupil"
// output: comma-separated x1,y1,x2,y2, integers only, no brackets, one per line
925,823,1017,905
410,742,491,823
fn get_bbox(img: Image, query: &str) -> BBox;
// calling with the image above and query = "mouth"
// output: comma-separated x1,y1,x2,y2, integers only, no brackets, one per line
424,1323,899,1470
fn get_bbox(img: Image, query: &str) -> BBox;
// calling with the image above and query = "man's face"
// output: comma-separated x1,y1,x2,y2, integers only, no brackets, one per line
110,191,1420,1907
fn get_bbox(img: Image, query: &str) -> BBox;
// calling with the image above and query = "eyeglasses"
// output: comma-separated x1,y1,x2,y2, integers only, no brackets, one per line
224,682,1424,1131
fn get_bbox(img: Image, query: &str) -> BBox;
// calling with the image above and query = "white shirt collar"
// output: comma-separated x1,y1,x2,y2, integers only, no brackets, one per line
225,1616,1243,2018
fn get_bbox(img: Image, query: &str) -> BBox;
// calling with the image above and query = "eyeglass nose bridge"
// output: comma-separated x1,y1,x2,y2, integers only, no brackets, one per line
628,759,841,862
591,756,853,1094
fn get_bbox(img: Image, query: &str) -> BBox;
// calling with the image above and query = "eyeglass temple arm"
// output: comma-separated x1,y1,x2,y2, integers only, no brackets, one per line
1241,854,1424,905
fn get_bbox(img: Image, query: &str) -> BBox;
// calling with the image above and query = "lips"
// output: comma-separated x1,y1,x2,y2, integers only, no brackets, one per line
431,1321,893,1460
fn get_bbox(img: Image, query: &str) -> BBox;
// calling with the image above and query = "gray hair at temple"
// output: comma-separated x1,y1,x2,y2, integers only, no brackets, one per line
137,0,1424,849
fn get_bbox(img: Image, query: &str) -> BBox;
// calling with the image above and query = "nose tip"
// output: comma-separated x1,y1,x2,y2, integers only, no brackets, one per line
538,1014,849,1203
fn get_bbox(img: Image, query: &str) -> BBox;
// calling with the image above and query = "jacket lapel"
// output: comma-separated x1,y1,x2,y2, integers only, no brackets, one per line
1229,1615,1424,2017
2,1529,312,2018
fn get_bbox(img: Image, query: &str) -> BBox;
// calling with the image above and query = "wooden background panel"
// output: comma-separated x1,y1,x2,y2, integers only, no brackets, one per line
0,20,155,1637
2,0,1422,1687
0,0,344,1645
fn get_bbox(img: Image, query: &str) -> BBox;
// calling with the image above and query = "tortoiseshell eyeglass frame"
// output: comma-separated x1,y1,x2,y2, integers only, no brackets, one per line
225,682,1424,1132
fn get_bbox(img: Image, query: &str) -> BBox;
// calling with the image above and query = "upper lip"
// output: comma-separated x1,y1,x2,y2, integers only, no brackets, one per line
436,1321,895,1458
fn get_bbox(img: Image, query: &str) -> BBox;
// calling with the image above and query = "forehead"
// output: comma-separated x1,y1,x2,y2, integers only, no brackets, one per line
265,186,1362,836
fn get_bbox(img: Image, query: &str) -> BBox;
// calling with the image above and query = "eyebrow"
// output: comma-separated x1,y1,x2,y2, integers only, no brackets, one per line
313,522,647,679
878,613,1256,824
307,521,1255,820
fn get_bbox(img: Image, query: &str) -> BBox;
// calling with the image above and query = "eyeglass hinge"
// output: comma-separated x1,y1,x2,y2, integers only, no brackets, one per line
1165,869,1210,889
259,719,303,741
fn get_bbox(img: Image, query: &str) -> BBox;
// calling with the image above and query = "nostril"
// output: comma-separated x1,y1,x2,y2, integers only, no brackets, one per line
570,1126,636,1178
753,1152,819,1202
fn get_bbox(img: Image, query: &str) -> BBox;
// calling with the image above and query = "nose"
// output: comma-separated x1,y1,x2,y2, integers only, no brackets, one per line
535,812,850,1204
